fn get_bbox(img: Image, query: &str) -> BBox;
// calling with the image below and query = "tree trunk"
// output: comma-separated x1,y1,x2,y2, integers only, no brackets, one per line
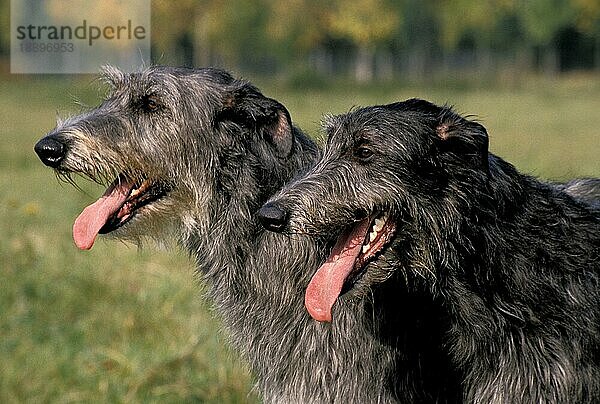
406,48,426,82
542,44,559,76
375,50,394,81
355,46,374,82
312,47,333,76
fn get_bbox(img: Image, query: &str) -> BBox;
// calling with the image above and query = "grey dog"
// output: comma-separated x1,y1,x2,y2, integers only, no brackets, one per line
34,68,598,403
34,66,414,402
258,99,600,403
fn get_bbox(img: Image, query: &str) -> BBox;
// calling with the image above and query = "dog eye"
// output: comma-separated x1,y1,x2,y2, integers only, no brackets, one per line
354,146,374,161
143,95,160,112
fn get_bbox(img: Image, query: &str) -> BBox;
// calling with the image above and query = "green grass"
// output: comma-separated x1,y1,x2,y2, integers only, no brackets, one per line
1,74,599,403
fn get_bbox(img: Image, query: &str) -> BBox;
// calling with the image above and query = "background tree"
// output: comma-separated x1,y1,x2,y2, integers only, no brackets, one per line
572,0,600,69
264,0,331,73
326,0,400,81
517,0,577,74
2,0,599,80
436,0,515,73
152,0,199,66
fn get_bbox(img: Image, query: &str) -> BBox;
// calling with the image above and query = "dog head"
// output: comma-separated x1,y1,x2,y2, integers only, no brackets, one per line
34,65,311,250
258,99,490,321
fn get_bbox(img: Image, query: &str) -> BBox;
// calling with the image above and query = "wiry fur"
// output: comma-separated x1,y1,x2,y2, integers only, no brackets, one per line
35,67,448,402
557,178,600,206
263,99,600,403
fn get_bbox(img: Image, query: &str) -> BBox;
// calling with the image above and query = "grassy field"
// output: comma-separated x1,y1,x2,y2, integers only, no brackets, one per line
1,74,599,403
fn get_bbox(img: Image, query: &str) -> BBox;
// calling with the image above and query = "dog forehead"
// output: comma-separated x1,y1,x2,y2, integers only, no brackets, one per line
322,115,360,148
331,107,408,140
324,108,377,136
105,66,233,97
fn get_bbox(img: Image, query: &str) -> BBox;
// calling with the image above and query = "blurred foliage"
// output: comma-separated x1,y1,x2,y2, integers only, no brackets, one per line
575,0,600,32
2,0,600,77
327,0,400,47
520,0,577,45
145,0,600,79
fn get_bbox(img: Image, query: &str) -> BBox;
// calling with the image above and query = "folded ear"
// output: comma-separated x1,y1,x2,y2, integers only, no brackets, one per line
219,83,293,157
435,110,489,173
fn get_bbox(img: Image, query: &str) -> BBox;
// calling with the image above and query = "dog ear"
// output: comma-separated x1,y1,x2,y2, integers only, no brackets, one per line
219,84,293,157
435,111,489,173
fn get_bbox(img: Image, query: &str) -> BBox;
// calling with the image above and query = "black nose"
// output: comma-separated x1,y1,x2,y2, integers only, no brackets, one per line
34,136,66,167
257,203,288,232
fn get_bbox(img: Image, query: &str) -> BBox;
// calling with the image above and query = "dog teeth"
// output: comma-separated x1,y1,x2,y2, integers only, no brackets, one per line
363,213,390,255
373,218,384,232
129,179,151,198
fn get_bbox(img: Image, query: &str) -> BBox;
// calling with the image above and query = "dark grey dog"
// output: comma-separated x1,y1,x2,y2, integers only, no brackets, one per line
558,178,600,206
34,70,599,402
34,66,430,403
258,99,600,403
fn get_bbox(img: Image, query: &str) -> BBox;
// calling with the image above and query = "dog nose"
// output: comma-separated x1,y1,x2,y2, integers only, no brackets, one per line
257,203,288,232
34,136,66,167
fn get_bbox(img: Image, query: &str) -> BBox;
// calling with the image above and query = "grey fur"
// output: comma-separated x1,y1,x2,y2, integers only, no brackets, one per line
34,69,599,403
34,66,422,403
260,99,600,403
558,178,600,206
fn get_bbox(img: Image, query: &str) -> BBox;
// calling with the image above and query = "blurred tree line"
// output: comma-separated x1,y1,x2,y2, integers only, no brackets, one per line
151,0,600,81
3,0,600,81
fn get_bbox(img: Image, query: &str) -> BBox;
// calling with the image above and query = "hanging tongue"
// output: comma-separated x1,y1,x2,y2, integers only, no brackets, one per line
305,218,371,322
72,179,135,250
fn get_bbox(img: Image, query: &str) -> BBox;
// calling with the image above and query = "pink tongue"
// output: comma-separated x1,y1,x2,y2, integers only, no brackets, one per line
72,180,134,250
305,218,371,322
